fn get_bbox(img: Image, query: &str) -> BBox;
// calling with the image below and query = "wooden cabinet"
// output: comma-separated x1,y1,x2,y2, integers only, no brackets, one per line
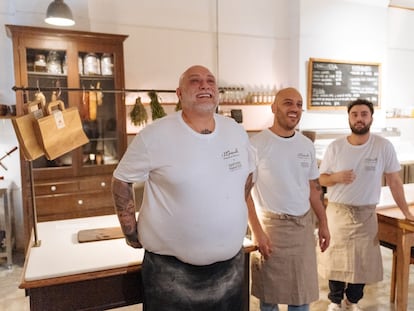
34,175,113,222
6,25,128,248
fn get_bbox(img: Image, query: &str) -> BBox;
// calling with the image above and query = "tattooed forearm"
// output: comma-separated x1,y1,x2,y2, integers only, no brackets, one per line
312,178,325,207
111,177,137,236
245,173,254,200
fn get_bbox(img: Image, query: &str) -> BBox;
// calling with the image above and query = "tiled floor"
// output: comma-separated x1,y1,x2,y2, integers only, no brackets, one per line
1,247,413,311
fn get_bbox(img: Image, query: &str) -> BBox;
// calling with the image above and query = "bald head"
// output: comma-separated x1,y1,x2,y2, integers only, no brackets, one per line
274,88,302,105
178,65,215,88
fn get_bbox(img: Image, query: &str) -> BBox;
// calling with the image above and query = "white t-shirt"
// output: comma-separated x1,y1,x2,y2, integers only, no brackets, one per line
319,134,401,205
250,129,319,216
113,111,256,265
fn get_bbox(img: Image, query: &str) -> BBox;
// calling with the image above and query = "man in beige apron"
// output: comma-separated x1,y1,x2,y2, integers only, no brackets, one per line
247,88,330,311
319,99,414,311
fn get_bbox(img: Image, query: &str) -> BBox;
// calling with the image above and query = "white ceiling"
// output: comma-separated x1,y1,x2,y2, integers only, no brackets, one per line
389,0,414,10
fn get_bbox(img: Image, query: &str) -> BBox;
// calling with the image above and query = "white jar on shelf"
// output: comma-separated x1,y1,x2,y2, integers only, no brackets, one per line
83,53,100,75
101,53,113,76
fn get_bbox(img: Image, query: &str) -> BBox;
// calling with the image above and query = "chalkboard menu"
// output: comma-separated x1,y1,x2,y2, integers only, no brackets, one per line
307,58,381,110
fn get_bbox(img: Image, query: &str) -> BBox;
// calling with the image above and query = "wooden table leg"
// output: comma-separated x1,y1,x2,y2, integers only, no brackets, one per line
395,230,414,311
390,249,397,303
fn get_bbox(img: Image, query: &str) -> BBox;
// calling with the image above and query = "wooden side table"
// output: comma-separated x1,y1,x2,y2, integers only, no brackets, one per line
0,188,13,268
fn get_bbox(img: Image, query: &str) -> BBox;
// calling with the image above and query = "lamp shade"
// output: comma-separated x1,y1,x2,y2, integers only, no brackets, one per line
45,0,75,26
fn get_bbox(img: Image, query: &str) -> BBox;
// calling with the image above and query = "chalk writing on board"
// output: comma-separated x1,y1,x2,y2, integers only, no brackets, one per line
307,58,381,110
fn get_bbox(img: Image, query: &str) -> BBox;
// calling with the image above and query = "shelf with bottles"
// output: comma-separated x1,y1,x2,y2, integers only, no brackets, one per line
385,107,414,118
124,86,277,108
219,86,276,105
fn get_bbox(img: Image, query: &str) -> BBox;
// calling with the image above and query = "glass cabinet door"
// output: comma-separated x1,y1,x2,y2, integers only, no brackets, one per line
78,51,119,167
26,48,73,169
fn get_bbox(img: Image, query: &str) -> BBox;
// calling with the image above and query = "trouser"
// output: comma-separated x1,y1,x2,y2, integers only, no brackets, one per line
142,249,244,311
328,280,365,304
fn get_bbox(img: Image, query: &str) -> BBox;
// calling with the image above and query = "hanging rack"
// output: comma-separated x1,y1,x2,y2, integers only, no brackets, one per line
12,86,226,94
12,86,177,93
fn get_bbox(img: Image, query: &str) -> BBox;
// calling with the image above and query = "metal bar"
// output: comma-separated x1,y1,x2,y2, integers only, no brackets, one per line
12,86,177,94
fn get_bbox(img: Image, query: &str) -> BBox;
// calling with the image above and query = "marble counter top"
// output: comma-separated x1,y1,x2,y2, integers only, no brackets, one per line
24,214,144,282
24,214,255,282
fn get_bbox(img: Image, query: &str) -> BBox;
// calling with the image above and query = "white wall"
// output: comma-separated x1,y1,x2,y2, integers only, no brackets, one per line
384,7,414,140
298,0,388,130
2,0,414,249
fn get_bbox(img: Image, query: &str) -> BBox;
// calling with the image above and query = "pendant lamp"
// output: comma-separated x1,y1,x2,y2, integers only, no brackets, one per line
45,0,75,26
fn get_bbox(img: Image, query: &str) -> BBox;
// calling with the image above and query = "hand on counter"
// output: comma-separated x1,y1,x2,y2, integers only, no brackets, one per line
125,232,142,248
402,210,414,222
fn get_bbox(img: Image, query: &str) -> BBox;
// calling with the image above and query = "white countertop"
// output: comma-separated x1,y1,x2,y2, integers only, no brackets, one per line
377,183,414,210
24,214,144,282
24,214,255,282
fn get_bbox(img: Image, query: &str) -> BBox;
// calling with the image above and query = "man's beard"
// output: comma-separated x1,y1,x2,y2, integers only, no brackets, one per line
350,121,371,135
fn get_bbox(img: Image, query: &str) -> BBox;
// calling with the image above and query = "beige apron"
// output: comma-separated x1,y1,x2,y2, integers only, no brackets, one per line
317,202,383,284
251,209,319,305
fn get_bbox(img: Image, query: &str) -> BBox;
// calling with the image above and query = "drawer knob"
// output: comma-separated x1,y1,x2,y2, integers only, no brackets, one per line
78,199,83,205
100,182,106,187
51,186,57,191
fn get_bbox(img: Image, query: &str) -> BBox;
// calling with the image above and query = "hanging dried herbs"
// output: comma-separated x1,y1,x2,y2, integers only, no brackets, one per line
175,99,182,111
148,91,166,120
129,96,148,126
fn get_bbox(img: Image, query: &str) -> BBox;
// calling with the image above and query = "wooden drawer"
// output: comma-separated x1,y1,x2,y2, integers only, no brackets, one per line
34,180,79,195
79,175,112,191
36,191,115,222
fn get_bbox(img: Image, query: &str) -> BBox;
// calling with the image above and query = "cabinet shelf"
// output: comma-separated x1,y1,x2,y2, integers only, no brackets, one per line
80,75,114,80
88,137,117,142
28,72,67,78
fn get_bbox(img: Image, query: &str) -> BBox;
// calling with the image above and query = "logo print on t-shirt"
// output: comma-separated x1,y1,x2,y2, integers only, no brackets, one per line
222,148,242,172
364,157,377,171
297,152,311,168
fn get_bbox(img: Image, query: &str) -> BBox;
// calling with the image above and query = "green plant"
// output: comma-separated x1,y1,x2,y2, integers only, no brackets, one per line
129,97,148,126
175,99,182,111
148,91,166,120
